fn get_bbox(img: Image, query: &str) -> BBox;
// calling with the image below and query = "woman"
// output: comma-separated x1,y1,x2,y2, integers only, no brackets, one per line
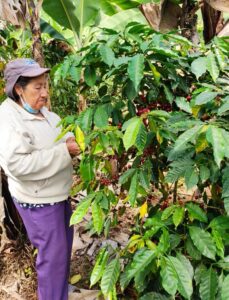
0,58,80,300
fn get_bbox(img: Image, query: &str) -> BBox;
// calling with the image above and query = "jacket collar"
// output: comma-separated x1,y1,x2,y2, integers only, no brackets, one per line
5,98,48,121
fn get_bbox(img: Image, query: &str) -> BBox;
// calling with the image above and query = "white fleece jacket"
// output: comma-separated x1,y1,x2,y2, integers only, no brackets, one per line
0,98,73,204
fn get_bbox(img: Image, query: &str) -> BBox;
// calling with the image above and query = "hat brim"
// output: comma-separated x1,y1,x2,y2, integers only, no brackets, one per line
21,67,50,77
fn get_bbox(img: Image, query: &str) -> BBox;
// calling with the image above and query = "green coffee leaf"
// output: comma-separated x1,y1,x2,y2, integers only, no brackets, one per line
215,47,226,71
135,124,147,152
206,126,225,167
100,44,115,67
127,54,145,92
161,205,176,220
78,108,93,132
94,105,109,128
191,57,207,80
185,167,199,190
221,275,229,300
224,197,229,215
195,92,218,105
199,165,210,182
209,216,229,232
123,117,142,150
69,65,81,83
173,125,202,151
90,248,109,287
128,172,138,207
207,51,220,82
185,237,202,260
119,168,136,185
175,97,192,113
70,194,95,225
101,258,121,295
80,156,95,182
120,248,157,290
212,229,224,258
186,202,208,223
189,226,216,260
168,255,193,299
92,200,104,234
194,264,207,286
84,65,96,87
199,268,218,300
160,258,178,296
158,228,170,253
172,206,185,228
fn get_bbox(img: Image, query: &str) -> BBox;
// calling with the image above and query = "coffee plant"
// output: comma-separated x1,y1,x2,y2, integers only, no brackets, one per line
55,23,229,299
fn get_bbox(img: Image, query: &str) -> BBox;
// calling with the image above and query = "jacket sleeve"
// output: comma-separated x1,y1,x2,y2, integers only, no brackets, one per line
1,125,72,181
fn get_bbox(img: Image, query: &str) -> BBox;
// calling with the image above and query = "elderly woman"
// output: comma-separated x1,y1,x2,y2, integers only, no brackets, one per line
0,58,80,300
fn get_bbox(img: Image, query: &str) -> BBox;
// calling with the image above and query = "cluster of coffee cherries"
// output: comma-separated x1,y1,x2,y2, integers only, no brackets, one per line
160,199,169,210
136,100,173,115
99,175,119,186
136,108,150,116
140,147,154,164
148,101,172,112
186,95,192,102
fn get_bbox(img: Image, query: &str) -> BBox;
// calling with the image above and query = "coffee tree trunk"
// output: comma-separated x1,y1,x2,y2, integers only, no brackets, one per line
27,0,44,67
201,1,223,43
0,169,26,243
180,0,199,44
27,0,52,110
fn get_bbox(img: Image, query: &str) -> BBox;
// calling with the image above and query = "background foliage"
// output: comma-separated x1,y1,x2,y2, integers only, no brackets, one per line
54,24,229,299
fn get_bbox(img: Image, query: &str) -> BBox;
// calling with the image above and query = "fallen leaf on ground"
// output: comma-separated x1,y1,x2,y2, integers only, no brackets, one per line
70,274,82,285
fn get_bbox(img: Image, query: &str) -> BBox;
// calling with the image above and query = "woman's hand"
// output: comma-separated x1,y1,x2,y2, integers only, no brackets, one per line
66,137,80,156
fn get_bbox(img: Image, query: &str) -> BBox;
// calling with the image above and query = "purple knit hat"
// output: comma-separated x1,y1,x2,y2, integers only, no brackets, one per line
4,58,50,100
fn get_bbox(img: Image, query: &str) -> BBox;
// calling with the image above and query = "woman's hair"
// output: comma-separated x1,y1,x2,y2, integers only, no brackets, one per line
13,76,33,101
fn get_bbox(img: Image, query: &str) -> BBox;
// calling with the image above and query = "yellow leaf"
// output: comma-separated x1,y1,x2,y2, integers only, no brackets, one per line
149,118,157,133
70,182,84,196
128,235,142,250
130,234,142,241
128,245,137,253
145,240,157,250
192,106,201,118
200,125,209,133
0,88,4,96
128,239,141,249
148,62,161,84
75,125,85,152
137,240,145,249
195,134,209,153
123,195,129,204
70,274,82,285
55,124,74,142
195,126,209,153
139,201,148,219
33,248,38,256
0,61,5,71
158,169,165,182
92,142,103,154
156,130,163,144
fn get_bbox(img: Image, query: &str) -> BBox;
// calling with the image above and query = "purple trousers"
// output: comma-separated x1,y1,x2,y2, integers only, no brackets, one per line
14,200,73,300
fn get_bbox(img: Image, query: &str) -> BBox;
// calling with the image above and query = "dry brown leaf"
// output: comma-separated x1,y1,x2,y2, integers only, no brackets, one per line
206,0,229,12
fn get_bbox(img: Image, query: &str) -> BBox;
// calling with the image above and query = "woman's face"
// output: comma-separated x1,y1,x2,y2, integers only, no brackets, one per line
16,74,48,110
